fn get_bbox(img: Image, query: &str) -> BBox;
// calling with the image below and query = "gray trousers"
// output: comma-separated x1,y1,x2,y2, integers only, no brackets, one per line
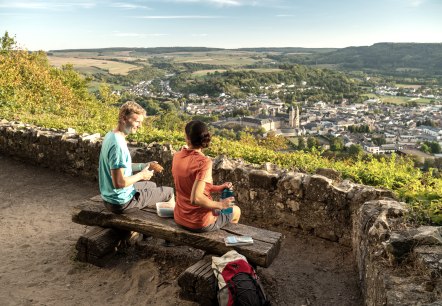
104,181,174,214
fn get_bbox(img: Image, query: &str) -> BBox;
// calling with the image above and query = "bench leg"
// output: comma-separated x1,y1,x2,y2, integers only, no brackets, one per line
75,226,127,267
178,257,218,305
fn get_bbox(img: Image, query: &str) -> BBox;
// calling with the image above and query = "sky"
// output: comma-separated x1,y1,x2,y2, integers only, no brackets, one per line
0,0,441,51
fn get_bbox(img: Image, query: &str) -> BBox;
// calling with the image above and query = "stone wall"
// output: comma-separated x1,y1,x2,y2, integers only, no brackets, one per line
0,119,440,305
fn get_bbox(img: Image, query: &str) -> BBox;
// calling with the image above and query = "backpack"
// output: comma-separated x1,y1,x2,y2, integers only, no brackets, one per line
212,250,271,306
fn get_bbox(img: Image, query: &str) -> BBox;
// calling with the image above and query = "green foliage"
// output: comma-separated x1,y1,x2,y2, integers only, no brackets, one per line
0,32,117,134
348,144,363,156
1,31,15,52
372,137,386,146
422,141,441,154
169,64,363,102
329,137,344,151
348,124,370,133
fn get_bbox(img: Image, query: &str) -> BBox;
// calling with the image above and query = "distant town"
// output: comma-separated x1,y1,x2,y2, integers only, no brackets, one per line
120,79,442,160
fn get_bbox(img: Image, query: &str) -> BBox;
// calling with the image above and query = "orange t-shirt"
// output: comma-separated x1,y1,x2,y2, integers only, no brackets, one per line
172,148,216,229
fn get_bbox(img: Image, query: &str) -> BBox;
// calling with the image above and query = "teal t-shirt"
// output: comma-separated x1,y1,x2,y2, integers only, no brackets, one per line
98,132,136,204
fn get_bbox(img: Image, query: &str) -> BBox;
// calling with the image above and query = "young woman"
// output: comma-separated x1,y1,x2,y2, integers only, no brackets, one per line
172,120,241,232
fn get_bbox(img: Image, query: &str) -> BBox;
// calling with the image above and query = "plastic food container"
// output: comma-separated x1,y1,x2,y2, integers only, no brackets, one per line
156,202,175,218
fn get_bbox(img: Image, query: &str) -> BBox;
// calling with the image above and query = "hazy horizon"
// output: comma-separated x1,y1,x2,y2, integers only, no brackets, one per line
46,41,442,53
1,0,441,51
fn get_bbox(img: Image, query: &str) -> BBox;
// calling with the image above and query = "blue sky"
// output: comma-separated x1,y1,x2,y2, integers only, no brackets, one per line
0,0,441,51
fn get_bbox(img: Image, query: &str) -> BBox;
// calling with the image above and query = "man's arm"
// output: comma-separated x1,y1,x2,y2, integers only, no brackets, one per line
131,162,148,173
111,167,152,189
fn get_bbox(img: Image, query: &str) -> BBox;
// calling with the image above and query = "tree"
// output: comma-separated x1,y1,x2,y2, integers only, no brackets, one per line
1,31,15,53
372,137,386,146
154,111,184,132
307,137,319,149
98,83,119,106
348,144,363,156
330,137,344,151
429,142,441,154
420,143,430,154
297,137,306,150
259,132,288,151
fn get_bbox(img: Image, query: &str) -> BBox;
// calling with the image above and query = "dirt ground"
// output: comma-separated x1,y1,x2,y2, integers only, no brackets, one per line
0,155,363,305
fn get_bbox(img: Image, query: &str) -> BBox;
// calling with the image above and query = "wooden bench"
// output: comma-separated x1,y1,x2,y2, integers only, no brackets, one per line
72,199,282,268
72,197,282,304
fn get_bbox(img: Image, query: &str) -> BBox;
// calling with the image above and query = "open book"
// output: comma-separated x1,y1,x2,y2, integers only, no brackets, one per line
224,235,254,246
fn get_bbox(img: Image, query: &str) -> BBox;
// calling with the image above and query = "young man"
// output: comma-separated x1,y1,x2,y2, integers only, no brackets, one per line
98,101,174,213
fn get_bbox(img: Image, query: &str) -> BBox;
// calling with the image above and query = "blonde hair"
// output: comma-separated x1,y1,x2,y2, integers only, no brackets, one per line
118,101,146,124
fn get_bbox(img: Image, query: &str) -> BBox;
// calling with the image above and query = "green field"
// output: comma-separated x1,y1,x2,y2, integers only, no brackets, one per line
169,50,269,66
362,93,379,99
191,68,282,77
395,83,422,89
380,95,432,104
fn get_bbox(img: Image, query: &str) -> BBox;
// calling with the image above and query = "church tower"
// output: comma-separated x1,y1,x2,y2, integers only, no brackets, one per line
289,106,295,128
289,105,300,128
295,105,300,128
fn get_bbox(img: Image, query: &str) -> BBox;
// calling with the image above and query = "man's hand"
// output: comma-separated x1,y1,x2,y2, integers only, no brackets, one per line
148,161,164,173
139,168,153,181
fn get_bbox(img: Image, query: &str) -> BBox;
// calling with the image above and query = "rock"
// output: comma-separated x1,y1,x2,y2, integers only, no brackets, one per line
315,168,342,182
414,245,442,278
304,174,332,202
249,170,278,191
412,226,442,246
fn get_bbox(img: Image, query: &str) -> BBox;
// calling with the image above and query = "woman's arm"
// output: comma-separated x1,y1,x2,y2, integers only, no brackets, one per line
210,182,233,193
191,180,233,210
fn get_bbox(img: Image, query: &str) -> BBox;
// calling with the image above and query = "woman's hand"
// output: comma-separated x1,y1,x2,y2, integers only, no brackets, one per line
220,197,234,209
221,182,233,189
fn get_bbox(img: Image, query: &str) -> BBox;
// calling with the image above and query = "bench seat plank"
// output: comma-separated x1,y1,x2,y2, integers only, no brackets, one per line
72,201,282,267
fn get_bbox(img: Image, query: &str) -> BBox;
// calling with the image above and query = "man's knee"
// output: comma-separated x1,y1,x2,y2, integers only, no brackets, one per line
135,180,157,191
163,186,174,201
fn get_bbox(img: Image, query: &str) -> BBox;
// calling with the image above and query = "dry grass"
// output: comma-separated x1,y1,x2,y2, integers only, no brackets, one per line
48,56,141,75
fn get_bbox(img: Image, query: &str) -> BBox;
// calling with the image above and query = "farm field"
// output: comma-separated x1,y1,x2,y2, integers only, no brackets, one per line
379,95,432,104
48,56,141,75
395,83,422,89
168,51,269,66
191,68,282,77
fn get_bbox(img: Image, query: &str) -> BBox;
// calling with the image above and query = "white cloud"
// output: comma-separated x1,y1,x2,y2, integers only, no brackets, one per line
113,32,167,37
191,33,208,37
136,15,224,19
110,2,150,9
391,0,427,7
276,14,294,17
162,0,278,7
0,1,96,10
171,0,240,5
407,0,425,7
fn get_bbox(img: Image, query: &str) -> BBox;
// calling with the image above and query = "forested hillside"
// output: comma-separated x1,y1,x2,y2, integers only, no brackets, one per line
272,43,442,78
170,65,363,102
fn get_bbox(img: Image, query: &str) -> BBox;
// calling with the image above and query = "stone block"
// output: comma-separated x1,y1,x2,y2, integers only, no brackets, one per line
249,169,278,191
304,174,332,202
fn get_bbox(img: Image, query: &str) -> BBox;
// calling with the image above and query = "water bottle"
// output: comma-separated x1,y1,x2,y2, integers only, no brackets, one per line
220,188,234,214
